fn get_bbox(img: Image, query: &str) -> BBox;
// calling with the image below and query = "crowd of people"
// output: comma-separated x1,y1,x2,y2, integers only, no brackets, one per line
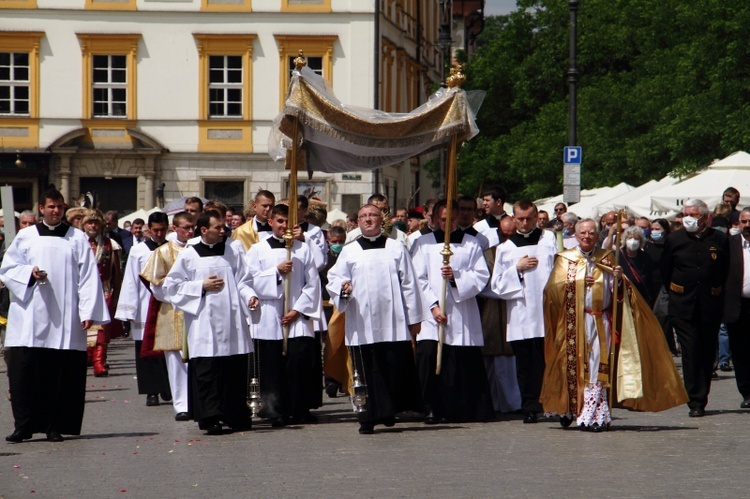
0,183,747,441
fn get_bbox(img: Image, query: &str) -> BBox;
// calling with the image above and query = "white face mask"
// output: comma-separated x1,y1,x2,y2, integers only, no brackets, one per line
682,216,700,233
626,239,641,251
730,227,741,236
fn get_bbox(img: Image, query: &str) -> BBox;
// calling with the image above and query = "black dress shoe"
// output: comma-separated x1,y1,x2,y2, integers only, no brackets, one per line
229,420,252,432
46,430,64,442
424,411,438,425
719,362,733,372
6,430,32,443
160,392,173,402
270,417,286,428
146,394,159,406
689,407,706,417
559,415,573,428
324,383,339,399
523,412,538,424
205,424,223,436
382,416,396,428
358,423,374,435
174,412,191,421
741,399,750,409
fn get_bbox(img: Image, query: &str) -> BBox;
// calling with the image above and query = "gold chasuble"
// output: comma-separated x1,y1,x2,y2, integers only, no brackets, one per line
231,219,260,252
540,247,687,416
140,241,187,354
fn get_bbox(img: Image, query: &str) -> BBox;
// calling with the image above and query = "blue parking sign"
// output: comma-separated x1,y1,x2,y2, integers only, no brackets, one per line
564,146,582,165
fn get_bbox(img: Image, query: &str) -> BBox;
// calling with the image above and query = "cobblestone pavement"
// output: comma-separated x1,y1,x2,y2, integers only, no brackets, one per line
1,338,748,498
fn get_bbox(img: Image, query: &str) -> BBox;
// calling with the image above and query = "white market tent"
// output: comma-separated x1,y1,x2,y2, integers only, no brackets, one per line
605,175,680,219
535,186,611,215
536,183,634,219
649,151,750,215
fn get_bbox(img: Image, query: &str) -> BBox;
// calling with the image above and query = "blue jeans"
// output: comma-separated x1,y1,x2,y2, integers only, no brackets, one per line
718,322,732,365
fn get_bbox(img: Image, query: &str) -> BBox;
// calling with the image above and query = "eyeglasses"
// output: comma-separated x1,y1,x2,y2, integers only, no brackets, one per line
358,214,382,220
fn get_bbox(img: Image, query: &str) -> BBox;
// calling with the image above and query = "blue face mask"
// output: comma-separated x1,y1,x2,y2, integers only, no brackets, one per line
642,229,650,239
330,243,343,255
650,230,663,241
562,228,571,237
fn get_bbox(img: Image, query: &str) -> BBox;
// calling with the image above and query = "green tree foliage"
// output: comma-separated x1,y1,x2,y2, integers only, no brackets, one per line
458,0,750,200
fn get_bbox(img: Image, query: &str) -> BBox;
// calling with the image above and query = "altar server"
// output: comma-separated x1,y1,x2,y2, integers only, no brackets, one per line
245,204,322,426
115,212,171,407
327,203,425,434
491,200,557,423
139,211,194,421
411,199,494,423
164,211,257,435
2,189,109,443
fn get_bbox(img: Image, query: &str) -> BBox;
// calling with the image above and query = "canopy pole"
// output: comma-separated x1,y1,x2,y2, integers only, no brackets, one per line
436,65,466,375
436,133,459,375
609,209,626,411
282,51,307,356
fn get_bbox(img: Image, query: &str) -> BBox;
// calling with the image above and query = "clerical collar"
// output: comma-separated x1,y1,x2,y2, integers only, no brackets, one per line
255,218,271,232
432,229,464,244
357,234,387,250
200,237,217,248
494,212,507,220
577,247,595,257
362,234,381,242
174,239,187,247
42,220,63,230
37,222,69,238
510,227,542,247
267,236,286,249
193,239,226,257
145,238,166,251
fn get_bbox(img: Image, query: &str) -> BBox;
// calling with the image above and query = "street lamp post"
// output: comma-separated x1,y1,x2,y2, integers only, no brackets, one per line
568,0,578,147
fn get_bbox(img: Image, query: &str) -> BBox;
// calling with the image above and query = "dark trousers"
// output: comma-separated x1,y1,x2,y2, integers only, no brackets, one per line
415,340,440,415
671,307,720,410
6,347,87,435
510,337,545,414
725,298,750,400
254,337,316,420
189,354,250,428
134,340,170,396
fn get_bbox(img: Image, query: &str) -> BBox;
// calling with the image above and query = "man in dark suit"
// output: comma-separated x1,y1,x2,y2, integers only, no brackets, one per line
723,207,750,409
662,199,729,417
105,210,133,257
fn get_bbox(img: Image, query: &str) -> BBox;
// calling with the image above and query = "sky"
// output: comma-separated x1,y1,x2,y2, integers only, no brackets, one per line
484,0,517,16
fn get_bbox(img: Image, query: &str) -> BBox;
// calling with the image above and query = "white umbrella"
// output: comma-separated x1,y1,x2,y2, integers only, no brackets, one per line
326,208,347,225
119,207,162,228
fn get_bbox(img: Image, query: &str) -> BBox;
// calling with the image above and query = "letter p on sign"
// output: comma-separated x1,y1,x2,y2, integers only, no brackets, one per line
564,146,582,165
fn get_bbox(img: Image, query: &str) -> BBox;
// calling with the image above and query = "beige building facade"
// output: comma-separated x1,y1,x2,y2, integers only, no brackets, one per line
0,0,481,216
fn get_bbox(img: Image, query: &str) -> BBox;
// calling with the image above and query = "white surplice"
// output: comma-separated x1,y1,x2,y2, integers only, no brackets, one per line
0,225,110,351
115,240,157,340
244,238,321,340
409,231,489,346
326,237,426,346
163,240,256,358
474,216,504,249
491,229,557,341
